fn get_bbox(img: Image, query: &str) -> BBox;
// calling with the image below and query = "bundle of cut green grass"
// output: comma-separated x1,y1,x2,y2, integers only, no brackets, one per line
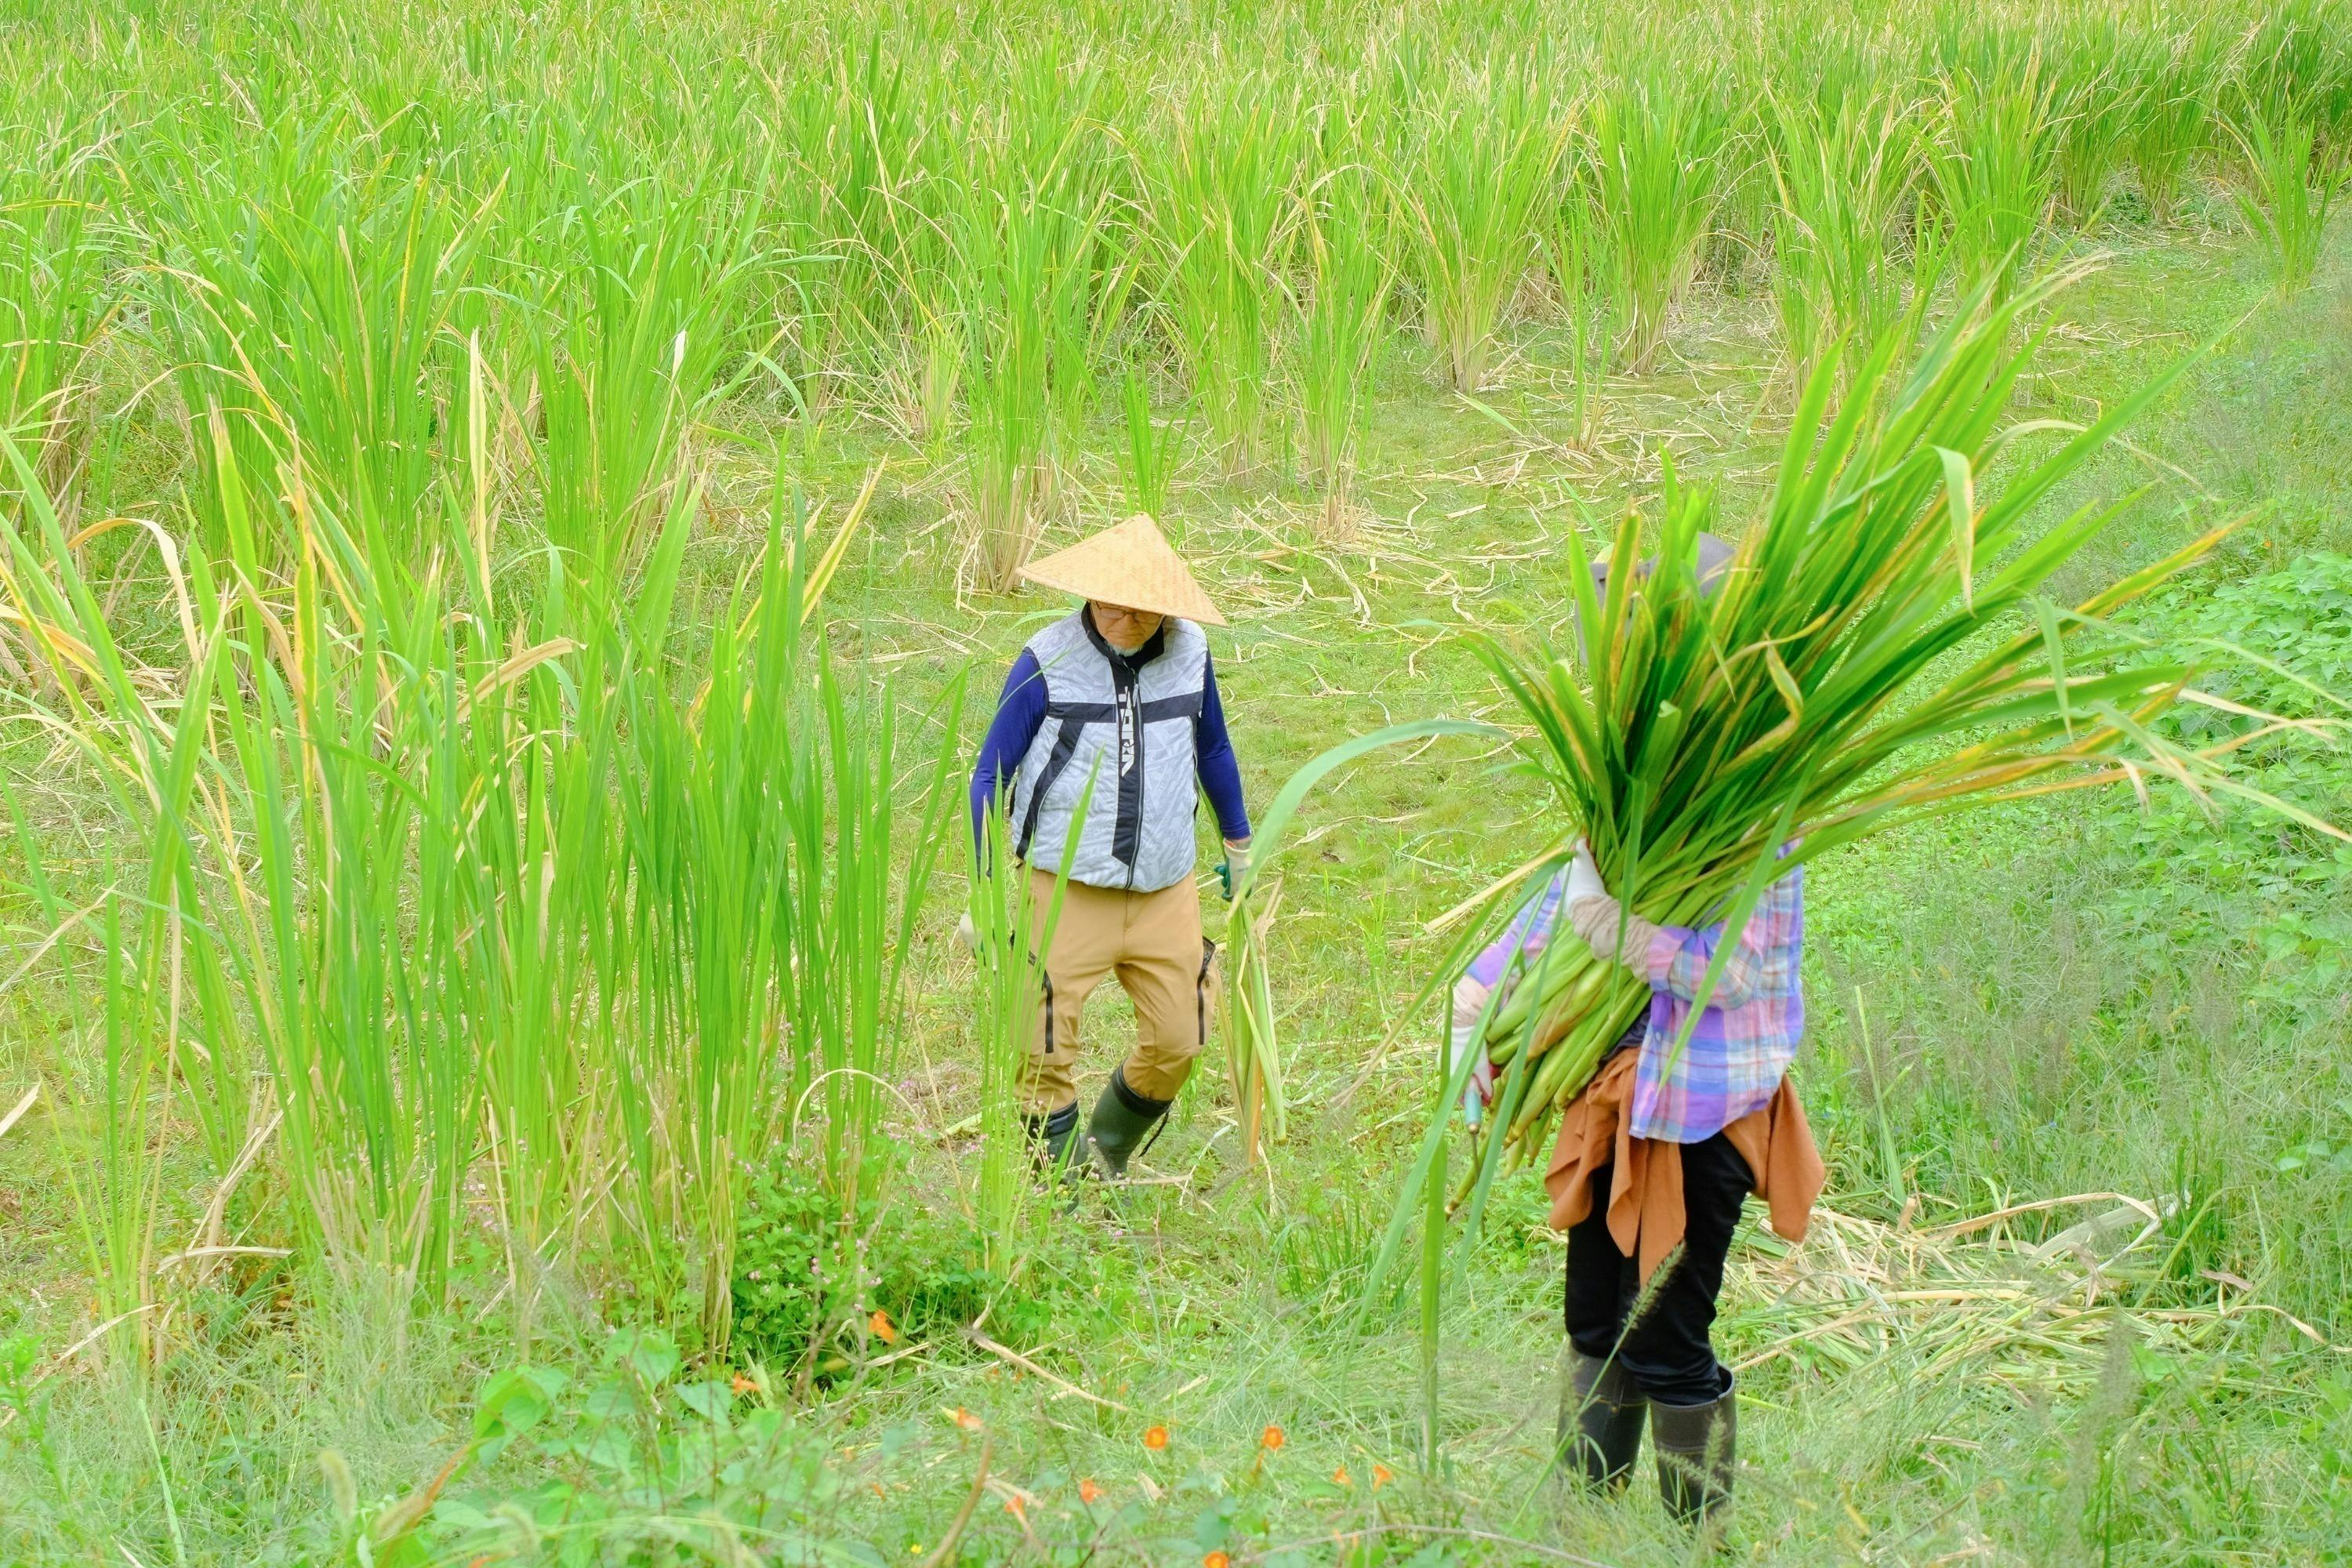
1451,274,2341,1180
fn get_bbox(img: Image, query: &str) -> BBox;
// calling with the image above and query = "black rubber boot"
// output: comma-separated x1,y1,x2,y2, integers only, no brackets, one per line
1560,1350,1647,1494
1651,1388,1736,1534
1023,1102,1082,1177
1083,1068,1171,1179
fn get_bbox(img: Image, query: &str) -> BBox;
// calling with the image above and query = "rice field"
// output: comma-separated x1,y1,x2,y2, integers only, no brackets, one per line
2,0,2350,1562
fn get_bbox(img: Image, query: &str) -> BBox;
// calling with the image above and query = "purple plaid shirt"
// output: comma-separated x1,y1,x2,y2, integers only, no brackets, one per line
1466,858,1806,1144
1628,862,1805,1142
1465,871,1571,990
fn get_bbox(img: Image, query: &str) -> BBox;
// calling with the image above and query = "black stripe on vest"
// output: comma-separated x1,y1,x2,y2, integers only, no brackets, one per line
1108,654,1144,873
1017,717,1087,862
1047,692,1203,724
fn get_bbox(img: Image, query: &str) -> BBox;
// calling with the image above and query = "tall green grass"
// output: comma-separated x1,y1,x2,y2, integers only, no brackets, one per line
1927,58,2061,298
4,0,2350,1388
132,105,478,561
1396,61,1563,394
1591,64,1731,373
0,120,109,493
2127,24,2226,223
1151,80,1303,474
1116,361,1184,521
2050,22,2145,223
2230,101,2348,292
1295,162,1392,529
952,60,1126,593
1,413,959,1356
1769,93,1918,387
0,0,2339,546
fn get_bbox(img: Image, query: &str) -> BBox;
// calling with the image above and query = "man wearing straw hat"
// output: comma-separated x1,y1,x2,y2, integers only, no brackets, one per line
968,516,1252,1180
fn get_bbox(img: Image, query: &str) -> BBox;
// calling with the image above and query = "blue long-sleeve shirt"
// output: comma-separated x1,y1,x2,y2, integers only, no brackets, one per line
969,647,1250,849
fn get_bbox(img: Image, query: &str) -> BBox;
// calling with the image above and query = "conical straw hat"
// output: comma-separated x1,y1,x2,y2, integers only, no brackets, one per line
1017,514,1226,626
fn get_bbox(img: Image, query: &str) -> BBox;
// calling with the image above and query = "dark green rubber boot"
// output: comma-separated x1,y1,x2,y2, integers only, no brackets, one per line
1024,1102,1083,1178
1652,1388,1736,1536
1083,1068,1171,1179
1561,1350,1647,1494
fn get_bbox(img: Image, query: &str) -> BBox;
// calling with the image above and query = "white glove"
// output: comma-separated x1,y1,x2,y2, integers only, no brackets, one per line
1215,838,1250,900
1570,893,1663,971
1565,840,1606,906
956,911,978,952
1449,977,1499,1126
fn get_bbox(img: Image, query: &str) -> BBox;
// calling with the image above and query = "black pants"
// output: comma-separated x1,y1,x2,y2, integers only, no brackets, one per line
1564,1131,1752,1407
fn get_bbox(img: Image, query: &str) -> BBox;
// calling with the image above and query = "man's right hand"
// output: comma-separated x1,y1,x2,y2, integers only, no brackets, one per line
1214,838,1251,901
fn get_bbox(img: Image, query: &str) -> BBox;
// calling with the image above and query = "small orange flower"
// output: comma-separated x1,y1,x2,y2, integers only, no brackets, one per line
1143,1424,1171,1450
869,1308,898,1345
1079,1477,1104,1504
1371,1461,1394,1490
730,1373,756,1396
1004,1496,1027,1522
1203,1554,1230,1568
1260,1424,1285,1451
1333,1464,1352,1487
948,1406,983,1431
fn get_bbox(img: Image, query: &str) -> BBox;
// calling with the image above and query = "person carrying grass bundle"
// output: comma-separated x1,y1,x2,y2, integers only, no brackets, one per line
1450,536,1824,1537
967,516,1253,1182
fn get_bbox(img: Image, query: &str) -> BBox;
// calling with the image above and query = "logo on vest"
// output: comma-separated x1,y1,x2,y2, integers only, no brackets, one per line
1117,688,1138,775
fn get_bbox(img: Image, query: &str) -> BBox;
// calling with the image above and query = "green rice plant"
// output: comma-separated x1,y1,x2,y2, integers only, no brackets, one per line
22,894,168,1377
1537,140,1610,451
967,807,1039,1266
1769,91,1918,390
954,177,1076,596
774,42,964,445
762,38,932,419
0,122,111,492
1116,361,1184,522
783,599,967,1250
2127,26,2226,224
1926,59,2061,299
0,398,956,1351
0,438,267,1365
1146,78,1306,474
2049,20,2146,225
524,148,773,590
1397,61,1565,394
2228,103,2347,294
1294,165,1392,531
1366,271,2344,1311
597,474,961,1341
952,69,1127,594
1591,64,1732,374
2237,0,2352,152
128,98,519,563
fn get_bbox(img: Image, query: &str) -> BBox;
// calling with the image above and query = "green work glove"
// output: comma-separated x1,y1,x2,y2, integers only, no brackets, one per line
1215,838,1251,901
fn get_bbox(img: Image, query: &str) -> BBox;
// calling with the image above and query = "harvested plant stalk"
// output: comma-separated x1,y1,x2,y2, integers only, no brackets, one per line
1435,272,2341,1208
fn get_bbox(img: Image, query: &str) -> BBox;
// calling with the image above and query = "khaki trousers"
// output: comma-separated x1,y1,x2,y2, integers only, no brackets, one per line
1023,868,1216,1117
